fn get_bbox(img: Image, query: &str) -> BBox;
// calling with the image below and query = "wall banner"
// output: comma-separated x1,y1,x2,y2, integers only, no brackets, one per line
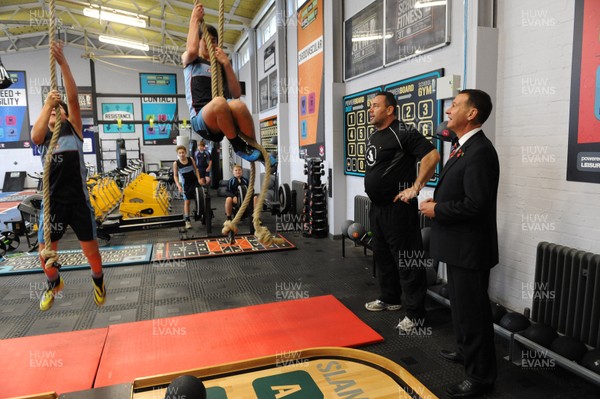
298,0,325,159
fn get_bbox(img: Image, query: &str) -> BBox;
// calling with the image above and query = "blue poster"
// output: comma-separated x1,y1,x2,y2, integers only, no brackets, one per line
102,102,135,133
0,71,32,149
140,73,178,145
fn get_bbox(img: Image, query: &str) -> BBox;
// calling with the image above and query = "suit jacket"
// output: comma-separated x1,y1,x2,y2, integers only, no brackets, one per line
430,131,500,270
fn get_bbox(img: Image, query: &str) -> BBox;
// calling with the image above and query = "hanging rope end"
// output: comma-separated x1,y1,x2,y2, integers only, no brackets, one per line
41,247,60,269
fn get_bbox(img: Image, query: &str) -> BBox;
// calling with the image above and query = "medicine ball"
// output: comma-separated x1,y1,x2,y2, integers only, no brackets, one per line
491,302,508,324
581,349,600,374
521,323,558,349
499,312,531,332
551,336,588,362
341,220,354,238
164,375,206,399
347,222,366,241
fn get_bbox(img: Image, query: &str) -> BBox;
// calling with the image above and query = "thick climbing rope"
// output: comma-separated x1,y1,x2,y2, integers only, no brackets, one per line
40,0,62,268
196,0,283,245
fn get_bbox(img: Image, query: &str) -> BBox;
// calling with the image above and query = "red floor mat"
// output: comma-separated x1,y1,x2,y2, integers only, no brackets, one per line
95,295,383,387
0,328,108,398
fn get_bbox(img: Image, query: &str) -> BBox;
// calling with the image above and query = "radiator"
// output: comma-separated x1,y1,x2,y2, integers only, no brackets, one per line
532,242,600,348
353,195,371,232
352,195,428,232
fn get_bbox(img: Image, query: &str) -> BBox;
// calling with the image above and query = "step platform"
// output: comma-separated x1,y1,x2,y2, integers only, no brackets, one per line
152,233,295,261
0,244,153,275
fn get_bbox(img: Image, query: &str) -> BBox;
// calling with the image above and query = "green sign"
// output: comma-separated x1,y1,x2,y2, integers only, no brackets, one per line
252,371,324,399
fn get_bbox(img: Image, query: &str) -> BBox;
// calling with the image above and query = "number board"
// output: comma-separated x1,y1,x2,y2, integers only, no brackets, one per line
343,69,443,186
343,88,381,175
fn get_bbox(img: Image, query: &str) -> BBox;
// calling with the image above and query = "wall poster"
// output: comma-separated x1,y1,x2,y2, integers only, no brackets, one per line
298,0,325,159
139,73,178,145
101,103,135,133
0,71,31,149
384,0,450,66
567,0,600,183
344,0,384,80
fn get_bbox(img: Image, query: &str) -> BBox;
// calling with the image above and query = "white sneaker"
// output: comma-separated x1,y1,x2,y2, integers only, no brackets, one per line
395,316,416,332
365,299,402,311
185,221,192,229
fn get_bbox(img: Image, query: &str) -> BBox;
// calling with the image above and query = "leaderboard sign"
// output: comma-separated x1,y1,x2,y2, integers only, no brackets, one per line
343,69,443,186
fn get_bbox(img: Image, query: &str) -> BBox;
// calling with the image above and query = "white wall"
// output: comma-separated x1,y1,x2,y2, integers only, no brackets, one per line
0,46,187,189
493,0,600,312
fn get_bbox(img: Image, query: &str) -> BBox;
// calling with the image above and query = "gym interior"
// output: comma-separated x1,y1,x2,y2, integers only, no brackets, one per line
0,0,599,398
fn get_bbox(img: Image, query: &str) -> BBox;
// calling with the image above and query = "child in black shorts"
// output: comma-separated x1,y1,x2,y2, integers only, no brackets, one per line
173,145,202,229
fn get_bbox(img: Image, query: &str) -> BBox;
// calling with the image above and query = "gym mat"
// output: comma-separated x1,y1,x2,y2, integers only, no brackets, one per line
0,244,153,275
0,328,108,399
152,233,295,261
0,190,36,203
94,295,383,387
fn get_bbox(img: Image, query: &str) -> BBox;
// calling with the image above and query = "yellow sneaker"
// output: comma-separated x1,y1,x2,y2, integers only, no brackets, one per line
39,277,64,312
93,278,106,306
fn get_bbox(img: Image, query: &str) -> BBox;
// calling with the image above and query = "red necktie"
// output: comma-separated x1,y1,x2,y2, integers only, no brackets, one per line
449,141,460,158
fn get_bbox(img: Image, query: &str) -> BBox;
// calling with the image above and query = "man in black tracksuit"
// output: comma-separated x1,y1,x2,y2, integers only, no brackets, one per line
364,91,440,332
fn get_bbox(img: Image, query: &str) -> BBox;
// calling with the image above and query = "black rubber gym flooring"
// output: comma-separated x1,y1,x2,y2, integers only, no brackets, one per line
0,191,598,398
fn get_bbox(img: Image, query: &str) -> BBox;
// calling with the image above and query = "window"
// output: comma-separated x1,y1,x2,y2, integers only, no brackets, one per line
257,10,276,47
238,41,250,67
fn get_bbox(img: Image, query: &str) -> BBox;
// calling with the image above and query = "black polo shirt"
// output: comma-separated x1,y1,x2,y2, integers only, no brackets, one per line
364,119,435,206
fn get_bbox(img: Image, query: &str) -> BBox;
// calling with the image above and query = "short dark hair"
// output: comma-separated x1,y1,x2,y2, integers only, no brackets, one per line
376,91,397,116
199,24,218,42
459,89,492,125
59,100,68,117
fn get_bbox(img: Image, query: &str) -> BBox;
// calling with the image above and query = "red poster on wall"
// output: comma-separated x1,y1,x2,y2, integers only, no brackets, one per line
568,0,600,183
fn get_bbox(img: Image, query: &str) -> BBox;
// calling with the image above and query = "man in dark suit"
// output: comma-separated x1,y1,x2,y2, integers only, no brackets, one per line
420,89,499,398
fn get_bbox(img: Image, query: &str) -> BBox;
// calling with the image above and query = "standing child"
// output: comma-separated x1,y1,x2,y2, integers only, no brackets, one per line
195,140,212,187
30,41,106,311
173,145,202,229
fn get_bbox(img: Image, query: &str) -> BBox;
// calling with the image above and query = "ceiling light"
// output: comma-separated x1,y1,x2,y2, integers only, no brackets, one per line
99,35,149,51
414,0,447,8
84,7,147,28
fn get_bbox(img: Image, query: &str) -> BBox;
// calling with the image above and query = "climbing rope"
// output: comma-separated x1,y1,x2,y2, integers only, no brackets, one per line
196,0,283,245
40,0,62,268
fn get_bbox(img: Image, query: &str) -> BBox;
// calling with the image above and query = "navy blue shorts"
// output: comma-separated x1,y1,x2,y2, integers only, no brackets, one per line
191,108,224,142
38,200,97,243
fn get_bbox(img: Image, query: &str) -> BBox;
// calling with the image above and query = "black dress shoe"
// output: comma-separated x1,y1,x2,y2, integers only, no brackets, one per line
446,380,493,398
440,349,464,364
